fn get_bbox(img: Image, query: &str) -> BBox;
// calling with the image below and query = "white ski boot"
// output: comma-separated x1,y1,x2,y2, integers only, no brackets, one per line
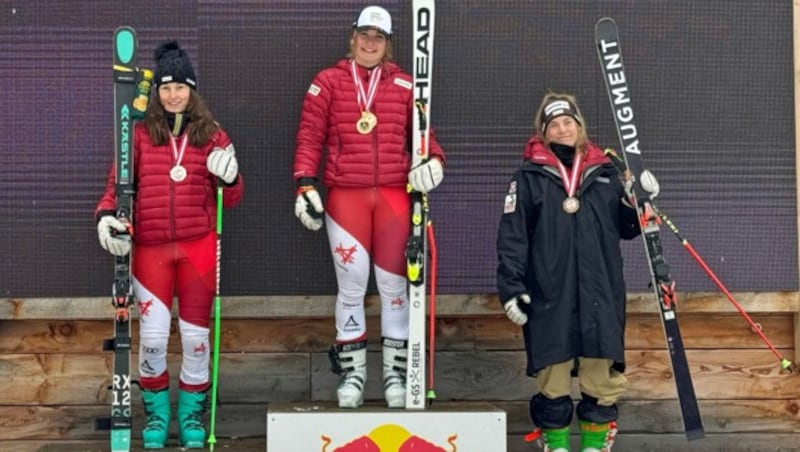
329,339,368,408
382,337,408,408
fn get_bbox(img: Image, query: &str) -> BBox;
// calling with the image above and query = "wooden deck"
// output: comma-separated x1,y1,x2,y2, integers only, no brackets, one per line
1,293,799,451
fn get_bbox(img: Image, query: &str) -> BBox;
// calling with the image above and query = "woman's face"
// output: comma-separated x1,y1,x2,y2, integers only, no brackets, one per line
158,82,191,113
351,29,387,68
545,115,580,147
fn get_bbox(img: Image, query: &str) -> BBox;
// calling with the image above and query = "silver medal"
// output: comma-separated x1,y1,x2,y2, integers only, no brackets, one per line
170,165,187,182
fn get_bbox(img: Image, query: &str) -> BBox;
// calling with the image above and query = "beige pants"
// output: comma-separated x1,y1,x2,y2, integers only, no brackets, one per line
536,358,628,406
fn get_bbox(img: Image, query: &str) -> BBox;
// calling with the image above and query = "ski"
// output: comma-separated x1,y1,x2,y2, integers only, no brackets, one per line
595,17,705,441
96,26,151,452
406,0,435,410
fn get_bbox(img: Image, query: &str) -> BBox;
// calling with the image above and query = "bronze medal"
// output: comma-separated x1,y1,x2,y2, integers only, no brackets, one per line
562,196,580,214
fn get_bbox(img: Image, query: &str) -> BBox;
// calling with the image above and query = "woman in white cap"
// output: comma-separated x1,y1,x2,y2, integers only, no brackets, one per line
292,5,446,409
95,40,244,448
497,92,658,452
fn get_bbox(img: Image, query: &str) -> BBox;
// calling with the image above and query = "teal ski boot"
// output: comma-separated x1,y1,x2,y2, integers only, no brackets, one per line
141,389,170,449
177,389,207,448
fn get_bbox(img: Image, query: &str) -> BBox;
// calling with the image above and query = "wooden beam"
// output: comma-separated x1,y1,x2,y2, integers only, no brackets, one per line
2,292,800,320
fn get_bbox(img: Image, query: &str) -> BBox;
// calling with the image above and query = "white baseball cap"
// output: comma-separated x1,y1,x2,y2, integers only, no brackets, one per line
353,5,392,36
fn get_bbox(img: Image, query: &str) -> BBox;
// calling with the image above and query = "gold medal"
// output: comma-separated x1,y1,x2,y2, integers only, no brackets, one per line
356,111,377,134
562,196,580,214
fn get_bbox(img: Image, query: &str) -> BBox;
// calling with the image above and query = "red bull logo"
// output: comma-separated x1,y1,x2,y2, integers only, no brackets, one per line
321,424,457,451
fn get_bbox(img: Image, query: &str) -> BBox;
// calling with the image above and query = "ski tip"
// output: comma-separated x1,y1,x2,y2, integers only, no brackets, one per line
595,17,618,35
596,16,616,26
114,27,136,65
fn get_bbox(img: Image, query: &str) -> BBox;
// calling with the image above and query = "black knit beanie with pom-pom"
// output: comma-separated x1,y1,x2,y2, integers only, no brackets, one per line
153,41,197,90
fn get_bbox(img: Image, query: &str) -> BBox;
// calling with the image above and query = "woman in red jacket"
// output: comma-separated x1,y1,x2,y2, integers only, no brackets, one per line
96,41,243,448
293,5,446,409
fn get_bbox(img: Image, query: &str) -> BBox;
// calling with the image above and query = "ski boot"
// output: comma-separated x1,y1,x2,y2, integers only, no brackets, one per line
329,339,368,408
579,420,617,452
382,337,408,408
177,389,207,448
141,389,170,449
525,426,571,452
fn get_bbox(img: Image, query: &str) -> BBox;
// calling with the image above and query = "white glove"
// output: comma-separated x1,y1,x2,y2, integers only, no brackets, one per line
639,170,659,199
295,186,324,231
503,294,531,326
408,157,444,193
624,169,659,206
97,215,132,256
207,145,239,184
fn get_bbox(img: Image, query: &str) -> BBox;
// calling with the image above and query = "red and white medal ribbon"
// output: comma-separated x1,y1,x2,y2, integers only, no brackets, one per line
556,152,584,214
351,60,381,134
169,134,189,182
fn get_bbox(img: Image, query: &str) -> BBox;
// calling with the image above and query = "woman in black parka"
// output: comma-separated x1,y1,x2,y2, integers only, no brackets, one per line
496,92,658,452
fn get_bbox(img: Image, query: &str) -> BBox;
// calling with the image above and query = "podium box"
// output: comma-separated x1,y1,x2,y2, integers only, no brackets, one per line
267,402,506,451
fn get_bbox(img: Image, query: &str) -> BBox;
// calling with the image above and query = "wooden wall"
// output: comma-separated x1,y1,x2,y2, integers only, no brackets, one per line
1,293,798,451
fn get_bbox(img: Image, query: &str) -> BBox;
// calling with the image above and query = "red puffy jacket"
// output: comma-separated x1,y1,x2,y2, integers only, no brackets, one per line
293,59,444,188
95,122,244,245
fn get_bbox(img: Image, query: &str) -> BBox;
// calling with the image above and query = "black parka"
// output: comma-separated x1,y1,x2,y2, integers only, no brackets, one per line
497,137,640,376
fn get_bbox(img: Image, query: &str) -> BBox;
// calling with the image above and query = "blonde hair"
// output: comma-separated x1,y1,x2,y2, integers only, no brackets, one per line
534,92,589,153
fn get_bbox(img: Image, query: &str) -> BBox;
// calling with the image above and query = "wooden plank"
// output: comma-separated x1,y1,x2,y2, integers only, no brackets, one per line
310,350,800,403
0,314,793,355
623,349,800,400
0,353,309,405
499,399,800,435
0,438,265,451
3,349,798,405
0,404,265,441
3,292,799,320
1,434,797,452
1,434,798,452
795,312,800,365
1,399,797,441
507,433,800,452
625,313,795,350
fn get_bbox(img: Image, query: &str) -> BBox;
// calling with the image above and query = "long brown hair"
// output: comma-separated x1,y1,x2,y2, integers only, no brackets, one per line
145,89,218,146
534,91,589,154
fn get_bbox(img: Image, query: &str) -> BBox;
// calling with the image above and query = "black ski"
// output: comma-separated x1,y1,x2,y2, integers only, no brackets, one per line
595,17,705,441
96,26,151,452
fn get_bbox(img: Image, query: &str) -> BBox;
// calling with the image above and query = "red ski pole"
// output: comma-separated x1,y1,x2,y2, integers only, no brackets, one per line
603,148,797,373
426,220,438,403
656,208,797,373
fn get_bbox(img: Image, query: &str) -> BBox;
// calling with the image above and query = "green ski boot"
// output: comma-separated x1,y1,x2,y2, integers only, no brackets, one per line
543,426,571,452
141,389,170,449
177,389,207,448
579,420,617,452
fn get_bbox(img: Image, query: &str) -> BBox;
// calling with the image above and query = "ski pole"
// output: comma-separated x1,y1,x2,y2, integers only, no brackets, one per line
604,148,798,373
426,219,437,404
655,207,797,373
207,182,223,451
